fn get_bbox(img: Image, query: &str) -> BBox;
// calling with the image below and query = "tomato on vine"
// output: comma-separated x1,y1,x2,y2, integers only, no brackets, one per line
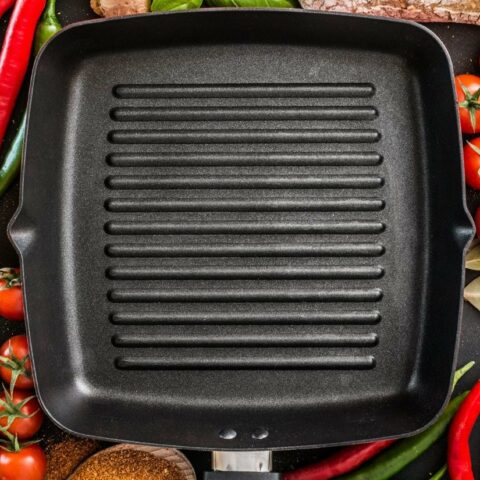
455,74,480,134
0,442,46,480
0,335,33,390
464,138,480,190
0,269,24,321
0,389,43,440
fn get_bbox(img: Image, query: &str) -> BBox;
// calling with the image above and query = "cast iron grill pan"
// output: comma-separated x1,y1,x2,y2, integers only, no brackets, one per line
9,10,472,449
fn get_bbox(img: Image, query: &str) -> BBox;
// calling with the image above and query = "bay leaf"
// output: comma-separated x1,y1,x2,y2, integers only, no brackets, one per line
466,244,480,270
464,276,480,311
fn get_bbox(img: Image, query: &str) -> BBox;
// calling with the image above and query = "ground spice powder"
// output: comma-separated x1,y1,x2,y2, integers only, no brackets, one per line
45,436,101,480
70,449,186,480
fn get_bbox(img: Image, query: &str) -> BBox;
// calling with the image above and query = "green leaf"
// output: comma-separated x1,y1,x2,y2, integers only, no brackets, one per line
429,465,446,480
9,370,20,396
13,396,35,411
465,276,480,311
4,417,15,431
151,0,202,11
466,244,480,270
467,140,480,157
206,0,297,7
472,87,480,101
469,107,477,132
20,439,41,447
459,81,472,99
0,357,18,371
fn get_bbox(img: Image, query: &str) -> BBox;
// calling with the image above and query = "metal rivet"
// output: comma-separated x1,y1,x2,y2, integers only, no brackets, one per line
219,428,237,440
251,428,269,440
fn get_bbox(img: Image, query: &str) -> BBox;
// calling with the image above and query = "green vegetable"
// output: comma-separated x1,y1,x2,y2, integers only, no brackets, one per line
206,0,296,8
151,0,202,10
34,0,61,55
0,115,25,199
429,465,446,480
0,0,61,199
338,392,468,480
453,361,475,390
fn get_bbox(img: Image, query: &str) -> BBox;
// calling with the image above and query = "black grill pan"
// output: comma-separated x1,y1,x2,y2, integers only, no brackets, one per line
9,9,473,449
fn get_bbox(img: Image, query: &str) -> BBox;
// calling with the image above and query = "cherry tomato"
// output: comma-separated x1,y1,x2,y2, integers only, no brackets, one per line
0,335,33,390
0,390,43,440
455,74,480,134
475,208,480,238
464,138,480,189
0,269,23,321
0,444,46,480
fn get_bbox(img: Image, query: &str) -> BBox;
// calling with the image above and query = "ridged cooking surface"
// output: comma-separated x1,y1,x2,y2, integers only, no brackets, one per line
105,82,385,371
17,10,468,448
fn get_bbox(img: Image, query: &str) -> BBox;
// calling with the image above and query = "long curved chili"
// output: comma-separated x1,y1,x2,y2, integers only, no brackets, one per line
283,440,395,480
338,392,469,480
0,0,61,198
0,0,14,19
284,363,474,480
0,0,46,148
448,380,480,480
0,113,24,198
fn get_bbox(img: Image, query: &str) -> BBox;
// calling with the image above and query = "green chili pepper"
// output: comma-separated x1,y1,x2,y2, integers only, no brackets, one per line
338,392,469,480
34,0,61,55
0,0,61,198
151,0,202,11
429,464,447,480
0,115,25,199
206,0,297,7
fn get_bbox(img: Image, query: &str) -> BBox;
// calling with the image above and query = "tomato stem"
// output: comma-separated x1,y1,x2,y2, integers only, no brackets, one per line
0,353,31,396
0,269,21,289
459,82,480,132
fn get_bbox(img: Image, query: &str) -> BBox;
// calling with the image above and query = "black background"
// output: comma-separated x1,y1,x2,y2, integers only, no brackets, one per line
1,7,480,479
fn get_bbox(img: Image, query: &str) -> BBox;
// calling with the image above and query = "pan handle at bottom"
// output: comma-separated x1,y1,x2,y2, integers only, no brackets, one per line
206,451,280,480
205,472,282,480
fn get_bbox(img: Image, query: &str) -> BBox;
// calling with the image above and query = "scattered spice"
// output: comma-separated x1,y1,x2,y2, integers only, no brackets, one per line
45,435,101,480
71,449,186,480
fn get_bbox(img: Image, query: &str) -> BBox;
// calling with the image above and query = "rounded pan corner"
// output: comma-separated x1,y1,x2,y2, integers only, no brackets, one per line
396,19,453,58
30,375,91,437
31,380,184,448
32,29,64,62
400,376,458,441
30,25,76,72
29,375,141,446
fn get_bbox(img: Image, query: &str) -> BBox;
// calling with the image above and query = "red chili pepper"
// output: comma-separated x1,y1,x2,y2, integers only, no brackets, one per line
0,0,14,19
448,380,480,480
283,440,395,480
0,0,45,147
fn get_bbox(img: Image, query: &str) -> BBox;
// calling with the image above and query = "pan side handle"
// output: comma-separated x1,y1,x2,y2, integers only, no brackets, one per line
7,207,36,258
